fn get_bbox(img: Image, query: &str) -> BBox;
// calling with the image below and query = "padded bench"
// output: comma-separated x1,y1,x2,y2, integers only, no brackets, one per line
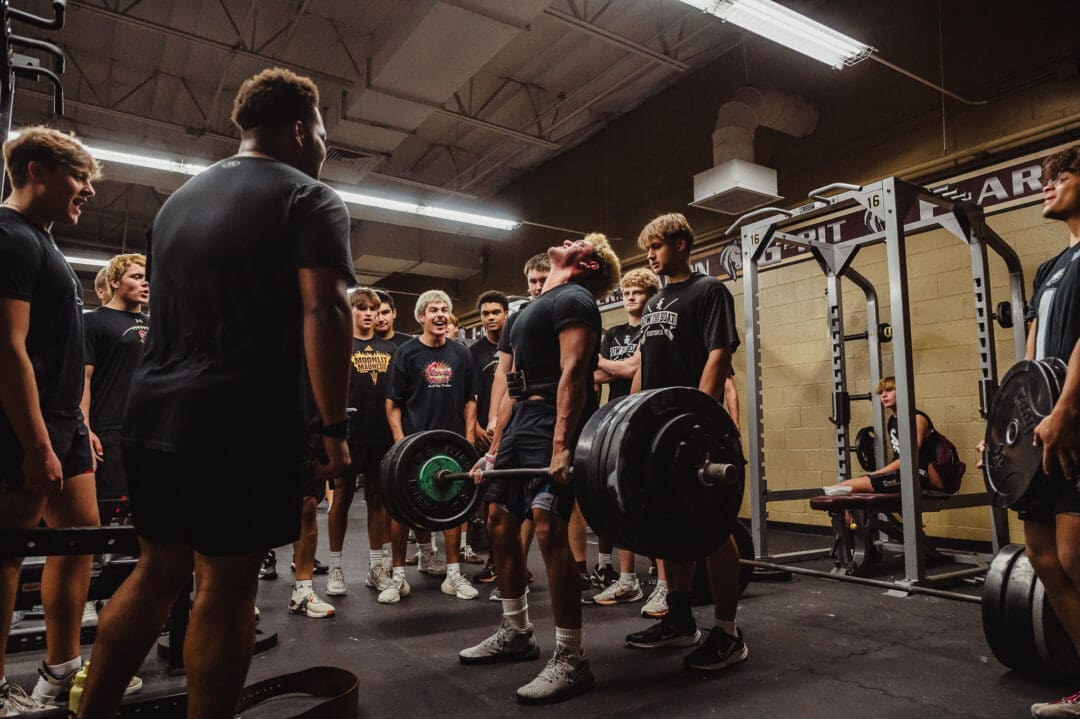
809,492,960,576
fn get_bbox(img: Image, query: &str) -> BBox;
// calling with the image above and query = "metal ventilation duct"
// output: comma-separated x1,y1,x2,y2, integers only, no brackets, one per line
691,86,818,215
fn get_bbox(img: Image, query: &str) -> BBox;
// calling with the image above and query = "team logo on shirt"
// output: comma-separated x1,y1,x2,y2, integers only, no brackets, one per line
352,348,392,384
423,361,454,388
641,309,677,342
122,323,149,344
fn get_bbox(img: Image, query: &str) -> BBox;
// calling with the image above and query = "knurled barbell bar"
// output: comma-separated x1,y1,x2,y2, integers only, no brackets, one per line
378,386,746,561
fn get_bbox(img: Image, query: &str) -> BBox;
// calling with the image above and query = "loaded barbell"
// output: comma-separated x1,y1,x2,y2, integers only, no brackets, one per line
379,387,746,561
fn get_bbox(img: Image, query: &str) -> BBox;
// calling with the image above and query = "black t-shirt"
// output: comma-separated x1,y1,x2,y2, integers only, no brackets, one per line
498,312,518,355
387,338,477,436
469,336,500,422
600,322,643,401
0,208,85,424
124,156,355,456
84,307,150,431
348,336,397,449
639,272,740,390
887,411,938,470
507,282,601,410
1029,245,1080,362
384,332,413,348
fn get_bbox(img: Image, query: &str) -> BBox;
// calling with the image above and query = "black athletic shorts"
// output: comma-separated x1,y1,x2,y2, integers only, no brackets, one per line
1018,476,1080,523
0,415,93,492
94,429,129,499
483,400,574,521
125,446,304,556
869,467,932,493
343,444,389,497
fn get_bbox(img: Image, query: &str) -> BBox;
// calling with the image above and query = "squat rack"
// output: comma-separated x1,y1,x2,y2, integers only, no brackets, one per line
731,177,1028,588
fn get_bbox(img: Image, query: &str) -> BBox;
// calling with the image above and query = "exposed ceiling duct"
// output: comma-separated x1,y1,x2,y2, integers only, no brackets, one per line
691,85,818,214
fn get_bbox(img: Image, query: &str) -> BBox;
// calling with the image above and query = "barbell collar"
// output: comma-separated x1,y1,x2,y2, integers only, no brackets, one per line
699,462,739,487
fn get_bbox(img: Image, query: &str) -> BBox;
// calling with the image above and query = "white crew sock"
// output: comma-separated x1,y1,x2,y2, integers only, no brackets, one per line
715,619,737,637
460,533,468,550
293,579,313,601
555,627,583,655
598,552,612,568
31,655,82,702
382,544,392,569
369,549,382,569
392,566,405,579
329,551,343,569
619,572,636,586
502,594,530,631
447,563,461,576
656,579,669,591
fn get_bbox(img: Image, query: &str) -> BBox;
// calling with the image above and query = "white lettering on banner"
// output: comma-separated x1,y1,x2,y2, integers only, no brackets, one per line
977,176,1010,205
1012,165,1041,196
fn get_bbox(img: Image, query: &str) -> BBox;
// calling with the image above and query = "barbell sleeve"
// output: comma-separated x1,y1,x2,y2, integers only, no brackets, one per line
438,461,738,486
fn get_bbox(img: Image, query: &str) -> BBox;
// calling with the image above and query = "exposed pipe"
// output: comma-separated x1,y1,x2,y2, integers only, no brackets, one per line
543,7,689,72
712,86,818,165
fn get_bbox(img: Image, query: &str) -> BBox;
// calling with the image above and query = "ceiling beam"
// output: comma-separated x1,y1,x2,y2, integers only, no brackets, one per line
543,7,689,72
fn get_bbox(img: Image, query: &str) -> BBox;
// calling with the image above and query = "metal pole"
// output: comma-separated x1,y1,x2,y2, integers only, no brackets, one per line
825,272,852,480
881,178,926,583
742,227,768,559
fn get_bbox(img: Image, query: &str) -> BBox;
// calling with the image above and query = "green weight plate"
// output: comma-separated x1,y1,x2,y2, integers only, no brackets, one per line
417,455,466,502
394,431,481,531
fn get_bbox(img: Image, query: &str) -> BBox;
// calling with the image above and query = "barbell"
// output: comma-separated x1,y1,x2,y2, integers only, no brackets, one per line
379,386,746,561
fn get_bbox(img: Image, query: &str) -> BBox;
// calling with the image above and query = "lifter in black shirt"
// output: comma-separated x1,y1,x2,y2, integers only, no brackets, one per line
0,127,101,712
459,234,619,705
1010,147,1080,718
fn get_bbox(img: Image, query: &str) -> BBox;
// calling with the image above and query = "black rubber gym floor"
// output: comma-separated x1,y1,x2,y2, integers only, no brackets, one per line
5,502,1069,717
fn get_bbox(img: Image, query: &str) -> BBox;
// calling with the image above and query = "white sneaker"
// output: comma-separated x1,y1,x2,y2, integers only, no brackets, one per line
30,662,141,707
441,572,479,600
328,566,349,596
461,545,484,564
1,681,45,714
641,583,669,617
378,576,412,604
288,590,335,618
81,602,98,626
823,485,853,496
418,547,447,577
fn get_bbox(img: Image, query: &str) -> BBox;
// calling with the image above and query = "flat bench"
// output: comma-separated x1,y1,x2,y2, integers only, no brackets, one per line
809,492,991,576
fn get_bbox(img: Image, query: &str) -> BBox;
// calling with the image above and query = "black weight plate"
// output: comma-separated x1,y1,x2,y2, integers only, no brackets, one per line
1040,357,1067,400
732,519,754,596
984,361,1060,510
380,435,418,528
854,426,877,472
1002,549,1041,672
596,392,653,553
982,544,1026,670
573,395,636,548
1028,360,1059,417
392,431,481,531
617,388,743,560
1033,572,1080,678
390,434,434,529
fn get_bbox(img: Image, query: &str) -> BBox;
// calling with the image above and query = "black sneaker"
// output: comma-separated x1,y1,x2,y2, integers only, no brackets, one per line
289,557,330,575
476,557,497,583
259,550,278,580
625,617,701,649
580,572,592,591
682,628,749,671
590,563,618,589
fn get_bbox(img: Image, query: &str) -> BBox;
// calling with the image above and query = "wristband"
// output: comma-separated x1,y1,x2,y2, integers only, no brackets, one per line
318,420,349,440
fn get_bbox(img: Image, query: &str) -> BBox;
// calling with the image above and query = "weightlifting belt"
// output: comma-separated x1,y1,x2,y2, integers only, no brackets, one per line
506,370,559,400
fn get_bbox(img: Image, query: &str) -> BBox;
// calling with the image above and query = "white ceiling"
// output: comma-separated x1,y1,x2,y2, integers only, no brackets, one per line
9,0,737,291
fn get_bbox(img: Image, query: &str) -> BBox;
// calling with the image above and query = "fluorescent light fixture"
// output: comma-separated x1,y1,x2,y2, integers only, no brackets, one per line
335,189,521,231
63,255,110,268
680,0,873,69
6,132,520,232
86,145,209,176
